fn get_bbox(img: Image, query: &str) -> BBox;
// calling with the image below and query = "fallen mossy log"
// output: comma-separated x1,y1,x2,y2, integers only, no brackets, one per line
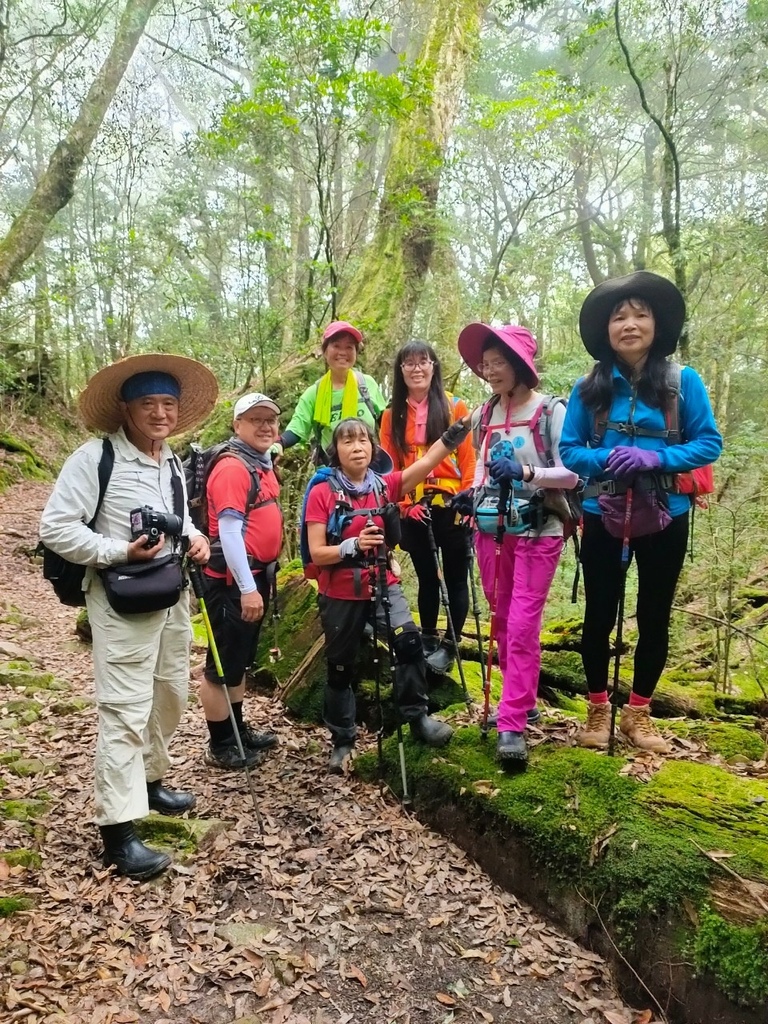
356,730,768,1023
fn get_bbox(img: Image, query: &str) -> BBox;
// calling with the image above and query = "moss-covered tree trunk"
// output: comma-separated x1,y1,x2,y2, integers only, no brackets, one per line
341,0,487,372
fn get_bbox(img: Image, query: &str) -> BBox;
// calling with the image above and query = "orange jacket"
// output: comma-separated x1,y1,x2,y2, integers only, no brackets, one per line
380,395,476,505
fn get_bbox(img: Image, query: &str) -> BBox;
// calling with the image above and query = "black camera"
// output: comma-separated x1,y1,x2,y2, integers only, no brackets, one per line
130,506,183,547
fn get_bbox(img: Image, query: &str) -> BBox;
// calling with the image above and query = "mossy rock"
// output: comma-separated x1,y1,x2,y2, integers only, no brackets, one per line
667,720,767,761
0,661,66,694
0,849,42,869
356,727,768,1013
6,758,51,778
0,895,34,917
75,608,92,643
252,567,323,691
694,909,768,1006
0,798,49,821
49,697,93,716
134,813,227,855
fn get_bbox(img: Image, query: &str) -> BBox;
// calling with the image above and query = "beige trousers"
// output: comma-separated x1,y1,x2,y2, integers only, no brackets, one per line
86,577,191,826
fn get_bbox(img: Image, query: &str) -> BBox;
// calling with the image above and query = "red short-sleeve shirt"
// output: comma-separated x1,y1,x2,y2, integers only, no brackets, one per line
305,472,403,600
204,457,283,579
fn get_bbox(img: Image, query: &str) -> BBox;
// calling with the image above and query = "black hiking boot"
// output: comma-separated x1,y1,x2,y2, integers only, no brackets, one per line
239,723,279,752
425,639,455,676
205,741,261,771
421,634,440,657
146,780,196,816
100,822,171,881
497,730,528,765
410,714,453,748
486,708,541,729
328,743,354,775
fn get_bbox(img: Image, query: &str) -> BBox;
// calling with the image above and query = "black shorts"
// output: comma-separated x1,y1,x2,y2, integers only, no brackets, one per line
203,574,270,687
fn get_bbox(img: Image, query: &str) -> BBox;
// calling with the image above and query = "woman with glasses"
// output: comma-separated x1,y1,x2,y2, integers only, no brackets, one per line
379,341,476,674
454,324,578,766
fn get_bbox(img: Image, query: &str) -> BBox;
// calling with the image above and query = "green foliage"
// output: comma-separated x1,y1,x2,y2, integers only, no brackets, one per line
694,910,768,1006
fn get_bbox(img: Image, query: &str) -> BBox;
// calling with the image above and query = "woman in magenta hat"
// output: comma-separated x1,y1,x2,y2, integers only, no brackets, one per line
455,323,579,766
272,320,389,468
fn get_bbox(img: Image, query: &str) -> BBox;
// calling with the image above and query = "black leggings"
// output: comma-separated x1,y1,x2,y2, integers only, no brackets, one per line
580,511,689,698
399,506,470,637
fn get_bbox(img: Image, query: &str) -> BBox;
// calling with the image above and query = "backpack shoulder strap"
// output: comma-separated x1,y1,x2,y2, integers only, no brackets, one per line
354,371,377,420
472,395,500,451
666,361,682,442
88,438,115,529
169,453,185,520
532,396,566,465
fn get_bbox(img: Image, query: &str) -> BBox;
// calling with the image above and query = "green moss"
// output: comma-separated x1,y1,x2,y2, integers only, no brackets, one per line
694,909,768,1006
7,758,50,777
0,662,65,693
134,813,225,854
0,799,48,821
0,849,41,869
0,896,34,917
75,608,91,642
49,697,93,716
667,720,767,761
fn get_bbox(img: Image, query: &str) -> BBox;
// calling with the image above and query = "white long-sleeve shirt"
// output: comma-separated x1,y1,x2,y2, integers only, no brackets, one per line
39,428,201,583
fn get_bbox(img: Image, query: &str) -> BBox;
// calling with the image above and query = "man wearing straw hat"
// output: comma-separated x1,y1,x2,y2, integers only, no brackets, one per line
40,354,218,880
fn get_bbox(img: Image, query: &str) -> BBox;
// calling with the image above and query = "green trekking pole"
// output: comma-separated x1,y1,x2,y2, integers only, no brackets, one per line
186,560,265,833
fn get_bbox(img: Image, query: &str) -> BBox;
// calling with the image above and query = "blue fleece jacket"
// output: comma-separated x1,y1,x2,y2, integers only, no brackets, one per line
559,363,723,518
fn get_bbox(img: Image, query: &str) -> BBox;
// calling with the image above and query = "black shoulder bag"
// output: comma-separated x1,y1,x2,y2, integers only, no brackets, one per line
100,457,186,615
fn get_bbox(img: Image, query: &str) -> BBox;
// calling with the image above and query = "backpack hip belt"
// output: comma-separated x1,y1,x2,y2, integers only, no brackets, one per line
583,473,676,499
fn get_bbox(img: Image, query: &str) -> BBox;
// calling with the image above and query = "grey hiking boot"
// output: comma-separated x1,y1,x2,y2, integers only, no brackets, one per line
410,714,453,747
239,723,279,751
328,743,354,775
205,741,261,771
497,730,528,764
421,634,440,657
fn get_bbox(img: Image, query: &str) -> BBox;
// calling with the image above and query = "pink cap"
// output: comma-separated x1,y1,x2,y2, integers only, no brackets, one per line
322,320,363,349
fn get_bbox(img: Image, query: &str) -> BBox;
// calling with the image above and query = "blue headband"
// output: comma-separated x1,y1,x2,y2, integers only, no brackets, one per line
120,371,181,403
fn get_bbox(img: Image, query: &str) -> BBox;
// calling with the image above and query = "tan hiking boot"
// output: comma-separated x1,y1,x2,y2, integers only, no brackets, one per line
619,704,669,753
577,701,612,749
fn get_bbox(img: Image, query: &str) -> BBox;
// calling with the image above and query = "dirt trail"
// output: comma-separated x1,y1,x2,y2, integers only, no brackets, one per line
0,480,649,1024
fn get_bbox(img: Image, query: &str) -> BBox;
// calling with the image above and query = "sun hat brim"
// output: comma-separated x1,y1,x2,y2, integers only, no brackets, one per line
457,322,539,388
79,353,219,435
579,271,686,359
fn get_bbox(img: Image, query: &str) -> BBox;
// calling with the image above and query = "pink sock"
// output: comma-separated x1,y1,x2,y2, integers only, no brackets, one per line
629,691,651,708
589,691,609,705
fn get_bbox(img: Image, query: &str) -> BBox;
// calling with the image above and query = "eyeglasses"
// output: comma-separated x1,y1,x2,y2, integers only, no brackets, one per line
248,417,279,428
477,360,510,375
401,359,434,371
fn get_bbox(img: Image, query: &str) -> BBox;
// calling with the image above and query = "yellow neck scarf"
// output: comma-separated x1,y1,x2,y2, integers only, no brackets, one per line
314,370,360,428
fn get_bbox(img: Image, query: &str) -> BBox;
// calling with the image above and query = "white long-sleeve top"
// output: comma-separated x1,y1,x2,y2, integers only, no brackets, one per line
39,428,201,585
471,392,579,539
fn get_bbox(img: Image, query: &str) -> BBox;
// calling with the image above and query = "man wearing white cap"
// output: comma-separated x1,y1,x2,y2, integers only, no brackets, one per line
199,393,283,769
40,354,217,880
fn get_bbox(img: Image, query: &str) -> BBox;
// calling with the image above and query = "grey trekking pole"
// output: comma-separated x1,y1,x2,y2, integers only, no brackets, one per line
465,525,486,679
423,501,471,705
186,560,265,833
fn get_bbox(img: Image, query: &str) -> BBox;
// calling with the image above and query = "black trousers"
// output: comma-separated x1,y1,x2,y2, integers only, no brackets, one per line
318,585,428,747
580,511,689,699
203,574,269,687
399,506,470,637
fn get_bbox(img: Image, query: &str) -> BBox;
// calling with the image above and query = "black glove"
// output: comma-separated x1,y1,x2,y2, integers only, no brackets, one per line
451,488,475,518
441,417,471,451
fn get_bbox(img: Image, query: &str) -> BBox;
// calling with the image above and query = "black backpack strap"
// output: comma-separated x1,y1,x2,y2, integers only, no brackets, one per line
169,453,185,520
88,438,115,529
354,371,378,421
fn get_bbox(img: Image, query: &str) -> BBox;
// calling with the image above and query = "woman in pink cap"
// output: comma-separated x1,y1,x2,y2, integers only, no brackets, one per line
455,324,579,766
272,321,388,467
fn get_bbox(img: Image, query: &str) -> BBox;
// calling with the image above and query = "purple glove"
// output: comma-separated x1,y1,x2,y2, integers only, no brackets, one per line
488,456,524,485
404,503,430,524
606,446,661,480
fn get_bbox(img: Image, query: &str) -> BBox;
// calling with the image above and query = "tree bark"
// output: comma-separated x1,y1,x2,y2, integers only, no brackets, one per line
0,0,160,295
341,0,487,373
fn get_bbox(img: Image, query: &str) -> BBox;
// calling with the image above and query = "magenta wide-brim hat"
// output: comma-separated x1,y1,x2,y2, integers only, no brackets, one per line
458,323,539,388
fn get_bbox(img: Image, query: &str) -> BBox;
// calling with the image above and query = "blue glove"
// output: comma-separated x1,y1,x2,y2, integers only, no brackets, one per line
488,457,524,485
606,447,661,480
451,489,475,517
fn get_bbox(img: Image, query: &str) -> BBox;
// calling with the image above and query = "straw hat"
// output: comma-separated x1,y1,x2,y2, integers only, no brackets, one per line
79,353,218,435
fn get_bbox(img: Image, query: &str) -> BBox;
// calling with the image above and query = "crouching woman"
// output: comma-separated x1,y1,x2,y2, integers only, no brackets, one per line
305,415,470,773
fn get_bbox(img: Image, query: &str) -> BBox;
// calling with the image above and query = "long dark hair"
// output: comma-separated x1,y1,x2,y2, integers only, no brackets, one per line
390,340,451,460
578,298,675,412
327,417,381,469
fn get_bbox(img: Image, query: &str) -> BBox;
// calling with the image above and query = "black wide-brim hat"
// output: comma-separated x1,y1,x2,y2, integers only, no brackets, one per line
579,271,686,359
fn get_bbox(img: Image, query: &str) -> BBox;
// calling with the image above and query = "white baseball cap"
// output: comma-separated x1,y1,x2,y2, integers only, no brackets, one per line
233,392,281,421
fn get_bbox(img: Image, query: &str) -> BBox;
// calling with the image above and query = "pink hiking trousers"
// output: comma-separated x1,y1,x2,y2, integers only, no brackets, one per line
475,532,563,734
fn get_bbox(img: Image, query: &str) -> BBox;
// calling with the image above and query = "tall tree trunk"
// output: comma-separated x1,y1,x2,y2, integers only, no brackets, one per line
0,0,160,295
341,0,487,372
